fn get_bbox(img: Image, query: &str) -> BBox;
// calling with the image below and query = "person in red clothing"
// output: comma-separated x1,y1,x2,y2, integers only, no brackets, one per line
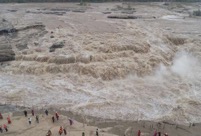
0,113,3,119
7,116,11,124
58,126,63,135
153,130,157,136
3,124,8,132
55,112,59,120
138,130,141,136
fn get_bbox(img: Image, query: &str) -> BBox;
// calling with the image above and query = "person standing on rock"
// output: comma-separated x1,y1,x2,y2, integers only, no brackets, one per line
0,113,3,119
3,124,8,132
36,115,39,123
164,133,168,136
153,130,157,136
59,126,63,135
52,116,55,123
138,130,141,136
24,110,27,117
69,118,73,126
46,130,52,136
28,117,32,125
55,112,59,120
31,109,35,116
7,116,11,124
63,128,67,135
45,110,49,116
96,128,99,136
82,132,85,136
0,125,3,133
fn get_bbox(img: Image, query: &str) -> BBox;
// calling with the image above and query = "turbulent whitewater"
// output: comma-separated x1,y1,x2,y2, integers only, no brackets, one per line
0,3,201,124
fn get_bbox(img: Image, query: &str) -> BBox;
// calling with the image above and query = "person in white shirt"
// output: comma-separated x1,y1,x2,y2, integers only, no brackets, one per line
28,117,32,125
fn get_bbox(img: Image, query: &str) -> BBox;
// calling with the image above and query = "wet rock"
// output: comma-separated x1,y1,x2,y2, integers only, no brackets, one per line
49,41,64,52
34,42,39,46
107,15,139,19
26,10,66,16
50,8,70,12
17,23,45,31
16,43,28,51
0,104,20,113
0,44,15,62
0,18,17,36
7,9,17,12
72,9,85,13
102,11,112,14
121,10,135,14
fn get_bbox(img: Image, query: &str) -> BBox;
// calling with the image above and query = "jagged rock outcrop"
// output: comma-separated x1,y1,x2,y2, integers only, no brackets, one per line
49,41,65,52
0,19,15,62
0,44,15,62
0,18,16,36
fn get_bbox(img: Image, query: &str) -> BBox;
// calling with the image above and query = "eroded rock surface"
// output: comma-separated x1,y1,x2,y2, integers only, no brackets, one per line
0,44,15,62
0,19,15,62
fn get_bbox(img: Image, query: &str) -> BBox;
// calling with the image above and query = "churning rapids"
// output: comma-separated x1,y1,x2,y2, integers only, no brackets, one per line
0,3,201,124
1,52,201,124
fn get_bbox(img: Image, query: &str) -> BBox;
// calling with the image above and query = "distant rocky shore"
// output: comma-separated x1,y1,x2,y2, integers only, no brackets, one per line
0,104,200,136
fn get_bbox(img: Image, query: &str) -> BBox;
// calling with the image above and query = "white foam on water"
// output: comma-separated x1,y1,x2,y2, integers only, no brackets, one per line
161,15,184,20
0,51,201,124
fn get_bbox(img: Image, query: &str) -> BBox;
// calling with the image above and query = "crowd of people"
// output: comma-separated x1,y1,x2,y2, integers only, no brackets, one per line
0,110,75,136
0,110,169,136
136,130,169,136
22,109,74,136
